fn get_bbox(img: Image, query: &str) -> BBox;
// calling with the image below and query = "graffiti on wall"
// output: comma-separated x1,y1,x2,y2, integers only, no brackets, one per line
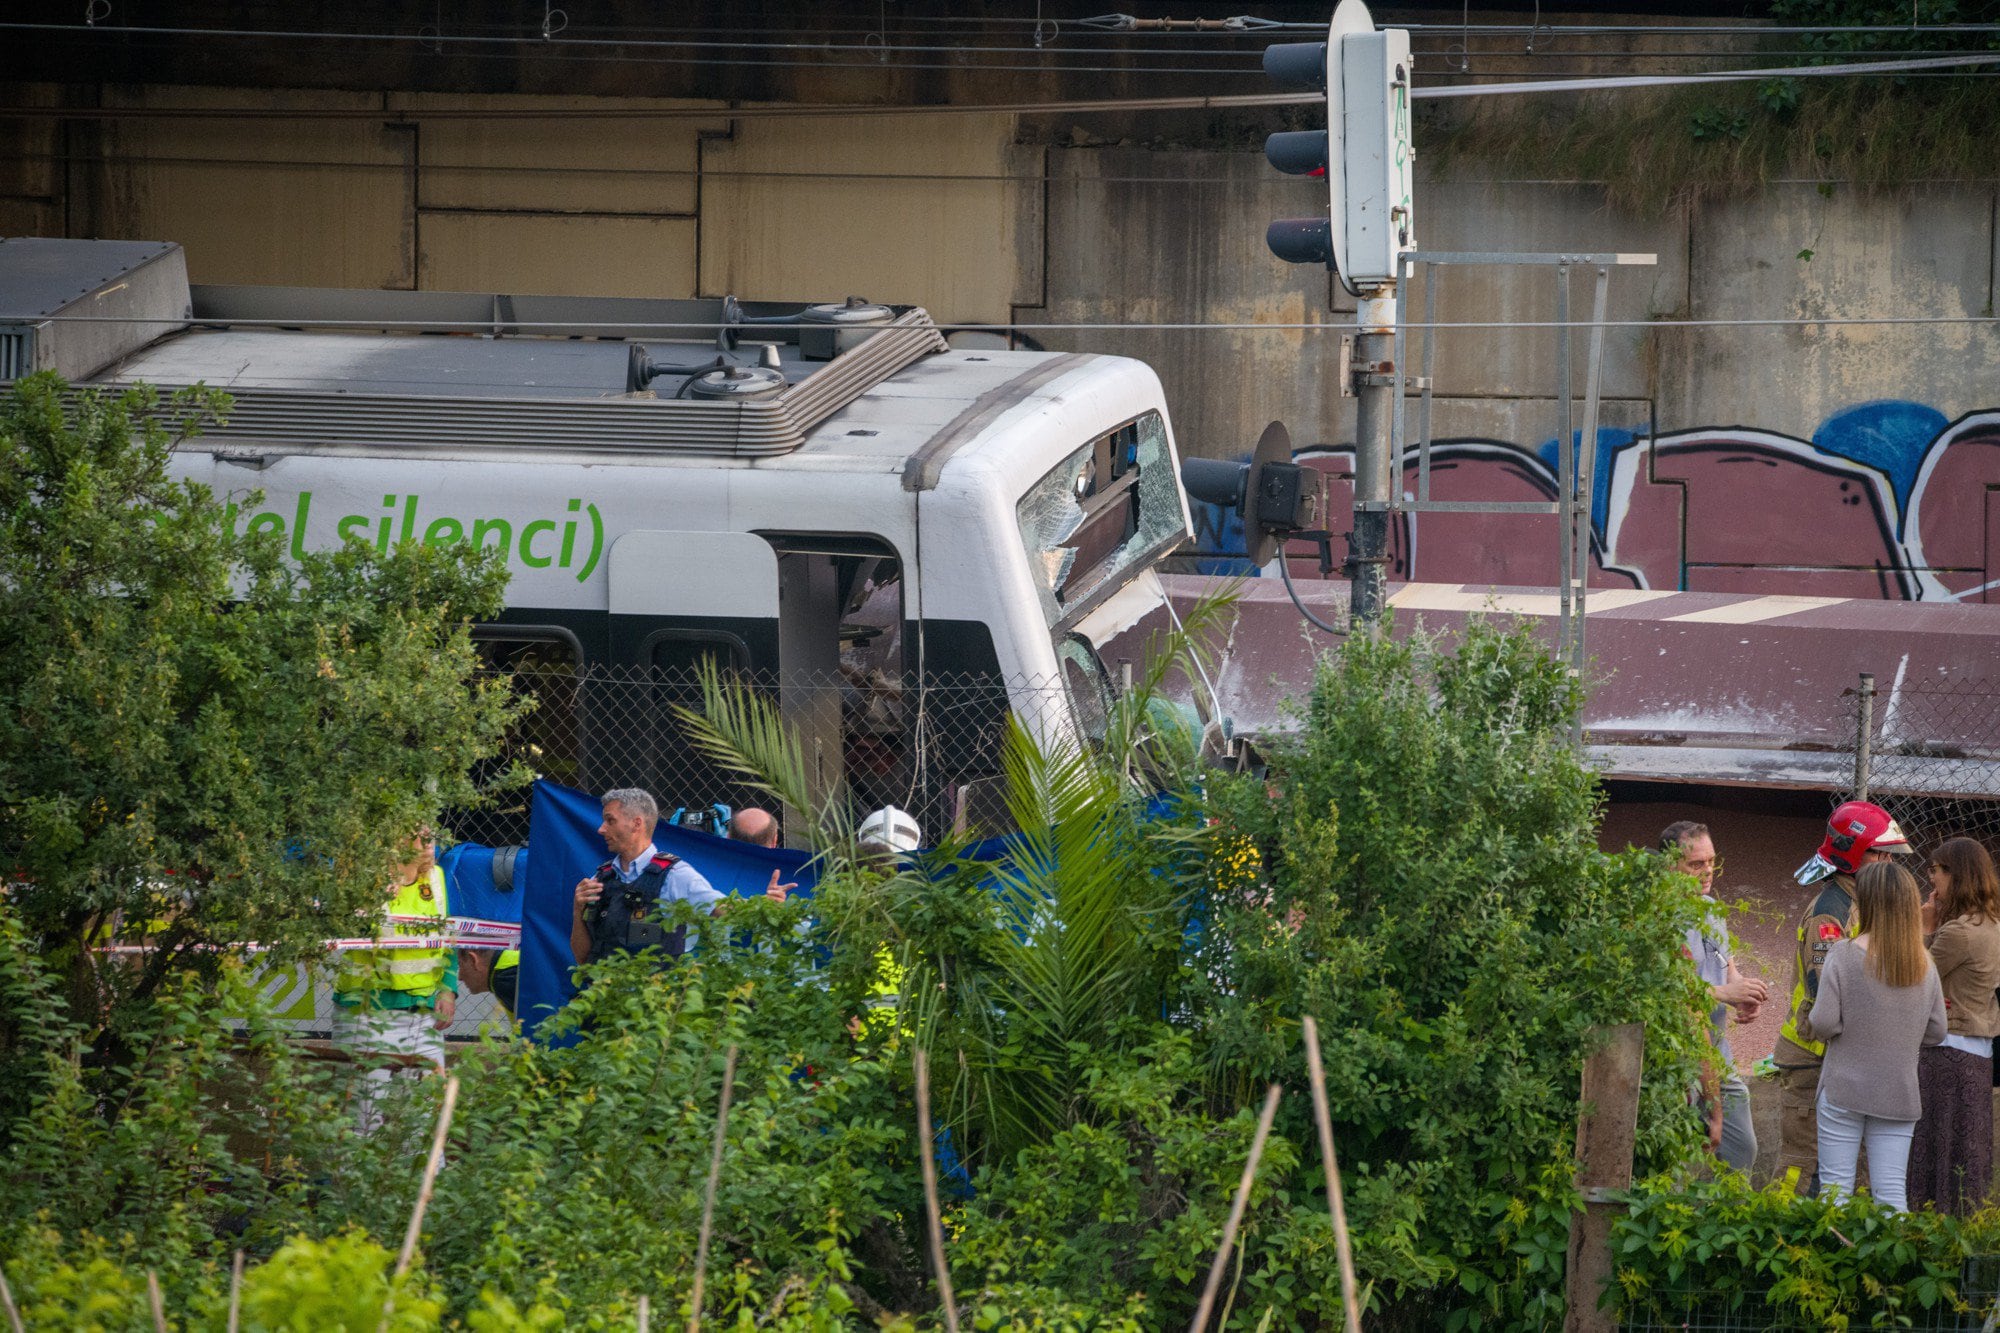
1187,402,2000,602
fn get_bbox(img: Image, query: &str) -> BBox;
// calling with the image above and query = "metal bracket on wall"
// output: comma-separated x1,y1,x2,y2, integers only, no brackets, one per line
1386,249,1657,745
1352,365,1430,392
1343,338,1431,395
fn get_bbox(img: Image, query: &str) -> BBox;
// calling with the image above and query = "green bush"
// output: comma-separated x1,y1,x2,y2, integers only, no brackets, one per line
1180,617,1714,1329
0,373,522,1085
0,604,1753,1329
1614,1173,2000,1329
0,890,928,1326
229,1231,445,1332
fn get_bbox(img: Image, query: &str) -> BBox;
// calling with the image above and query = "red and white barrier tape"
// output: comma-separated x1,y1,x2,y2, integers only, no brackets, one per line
98,915,520,954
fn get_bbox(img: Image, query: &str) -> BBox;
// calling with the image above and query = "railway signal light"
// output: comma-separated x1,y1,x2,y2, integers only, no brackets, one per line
1180,422,1328,567
1261,0,1416,294
1261,42,1335,271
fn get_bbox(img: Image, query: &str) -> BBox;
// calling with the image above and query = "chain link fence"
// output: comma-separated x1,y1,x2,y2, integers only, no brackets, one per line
448,660,1080,853
269,661,1080,1041
1836,673,2000,857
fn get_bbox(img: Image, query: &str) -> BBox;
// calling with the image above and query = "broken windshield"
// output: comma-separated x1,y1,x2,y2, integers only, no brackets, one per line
1014,411,1186,630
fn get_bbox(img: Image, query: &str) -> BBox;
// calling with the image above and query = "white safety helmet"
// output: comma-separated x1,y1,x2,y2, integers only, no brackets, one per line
857,805,922,855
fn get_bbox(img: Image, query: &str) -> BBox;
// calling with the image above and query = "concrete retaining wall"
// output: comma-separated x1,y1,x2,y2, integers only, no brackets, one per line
2,83,1994,597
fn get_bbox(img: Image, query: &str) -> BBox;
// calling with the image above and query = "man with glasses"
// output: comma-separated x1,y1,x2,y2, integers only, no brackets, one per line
1664,820,1767,1172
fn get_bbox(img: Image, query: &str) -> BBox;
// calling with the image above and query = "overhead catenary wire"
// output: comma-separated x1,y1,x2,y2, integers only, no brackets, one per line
8,314,1997,332
6,149,1996,187
4,52,1992,93
5,37,1996,91
7,18,2000,76
0,35,1268,78
524,10,1999,34
0,19,1276,71
12,15,2000,43
5,47,1998,126
5,39,1992,78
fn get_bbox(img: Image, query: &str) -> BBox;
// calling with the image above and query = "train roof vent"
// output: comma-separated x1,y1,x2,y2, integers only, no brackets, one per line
799,297,896,361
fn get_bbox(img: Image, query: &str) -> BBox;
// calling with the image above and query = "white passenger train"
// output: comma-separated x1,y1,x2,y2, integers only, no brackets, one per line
2,237,1195,839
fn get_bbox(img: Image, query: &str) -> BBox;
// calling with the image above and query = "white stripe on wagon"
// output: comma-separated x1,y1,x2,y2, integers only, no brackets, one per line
1663,595,1847,625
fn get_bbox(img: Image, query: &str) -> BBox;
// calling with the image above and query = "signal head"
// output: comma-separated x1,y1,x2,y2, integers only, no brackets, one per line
1262,41,1329,91
1266,218,1334,268
1265,129,1330,177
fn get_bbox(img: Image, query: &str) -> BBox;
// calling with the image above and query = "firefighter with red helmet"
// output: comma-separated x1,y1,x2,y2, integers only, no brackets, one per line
1773,800,1916,1190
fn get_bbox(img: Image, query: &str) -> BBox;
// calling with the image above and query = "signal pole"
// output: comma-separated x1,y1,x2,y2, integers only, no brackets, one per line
1260,0,1414,630
1348,288,1397,625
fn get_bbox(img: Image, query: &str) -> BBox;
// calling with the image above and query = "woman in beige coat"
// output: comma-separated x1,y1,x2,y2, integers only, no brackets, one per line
1909,837,2000,1215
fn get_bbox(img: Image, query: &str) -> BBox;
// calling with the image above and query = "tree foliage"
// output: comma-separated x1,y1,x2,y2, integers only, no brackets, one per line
1179,617,1715,1328
0,373,522,1065
0,521,1839,1328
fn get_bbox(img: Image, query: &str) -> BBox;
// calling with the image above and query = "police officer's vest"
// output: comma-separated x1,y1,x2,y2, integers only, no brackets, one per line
1778,874,1856,1061
584,855,688,965
335,865,450,998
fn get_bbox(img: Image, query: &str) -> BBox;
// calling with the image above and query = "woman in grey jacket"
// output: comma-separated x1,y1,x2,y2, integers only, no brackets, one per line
1809,860,1948,1212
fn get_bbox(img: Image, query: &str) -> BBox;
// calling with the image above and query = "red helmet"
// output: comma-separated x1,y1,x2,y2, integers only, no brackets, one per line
1793,800,1913,885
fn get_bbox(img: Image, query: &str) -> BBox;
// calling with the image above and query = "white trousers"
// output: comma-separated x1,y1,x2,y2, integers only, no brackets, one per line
1816,1089,1916,1213
331,1006,445,1134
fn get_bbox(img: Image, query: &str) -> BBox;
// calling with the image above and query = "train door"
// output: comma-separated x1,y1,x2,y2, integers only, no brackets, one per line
764,536,906,848
604,531,906,849
599,531,778,827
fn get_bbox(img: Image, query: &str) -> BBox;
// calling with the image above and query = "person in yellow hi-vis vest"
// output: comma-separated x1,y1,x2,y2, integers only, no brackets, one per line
461,947,520,1022
332,828,457,1131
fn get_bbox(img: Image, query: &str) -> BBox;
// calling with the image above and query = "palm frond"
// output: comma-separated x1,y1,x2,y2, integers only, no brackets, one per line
1101,585,1239,790
669,660,845,845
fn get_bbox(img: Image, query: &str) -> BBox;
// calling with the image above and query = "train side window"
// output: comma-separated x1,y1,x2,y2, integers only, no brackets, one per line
461,626,585,844
648,631,751,679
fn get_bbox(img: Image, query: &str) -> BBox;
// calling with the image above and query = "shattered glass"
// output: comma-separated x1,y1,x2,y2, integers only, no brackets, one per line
1014,411,1185,629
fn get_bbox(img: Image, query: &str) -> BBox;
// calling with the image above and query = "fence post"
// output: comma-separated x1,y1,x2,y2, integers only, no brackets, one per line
1853,672,1875,802
1563,1023,1644,1333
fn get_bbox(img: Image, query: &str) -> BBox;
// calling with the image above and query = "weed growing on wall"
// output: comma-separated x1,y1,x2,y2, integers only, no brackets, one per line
1422,75,2000,214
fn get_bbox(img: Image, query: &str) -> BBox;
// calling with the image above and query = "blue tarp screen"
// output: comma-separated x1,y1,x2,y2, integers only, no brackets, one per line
436,842,528,927
466,779,1180,1037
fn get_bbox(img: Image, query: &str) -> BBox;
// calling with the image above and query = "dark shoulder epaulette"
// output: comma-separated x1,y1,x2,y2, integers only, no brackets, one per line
1809,879,1854,920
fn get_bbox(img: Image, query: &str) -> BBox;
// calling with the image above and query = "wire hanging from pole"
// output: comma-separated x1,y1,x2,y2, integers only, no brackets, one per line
1279,548,1351,637
419,0,442,56
1033,0,1057,50
869,0,889,63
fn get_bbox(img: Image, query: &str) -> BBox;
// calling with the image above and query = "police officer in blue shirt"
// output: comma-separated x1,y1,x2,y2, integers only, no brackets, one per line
570,787,788,966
